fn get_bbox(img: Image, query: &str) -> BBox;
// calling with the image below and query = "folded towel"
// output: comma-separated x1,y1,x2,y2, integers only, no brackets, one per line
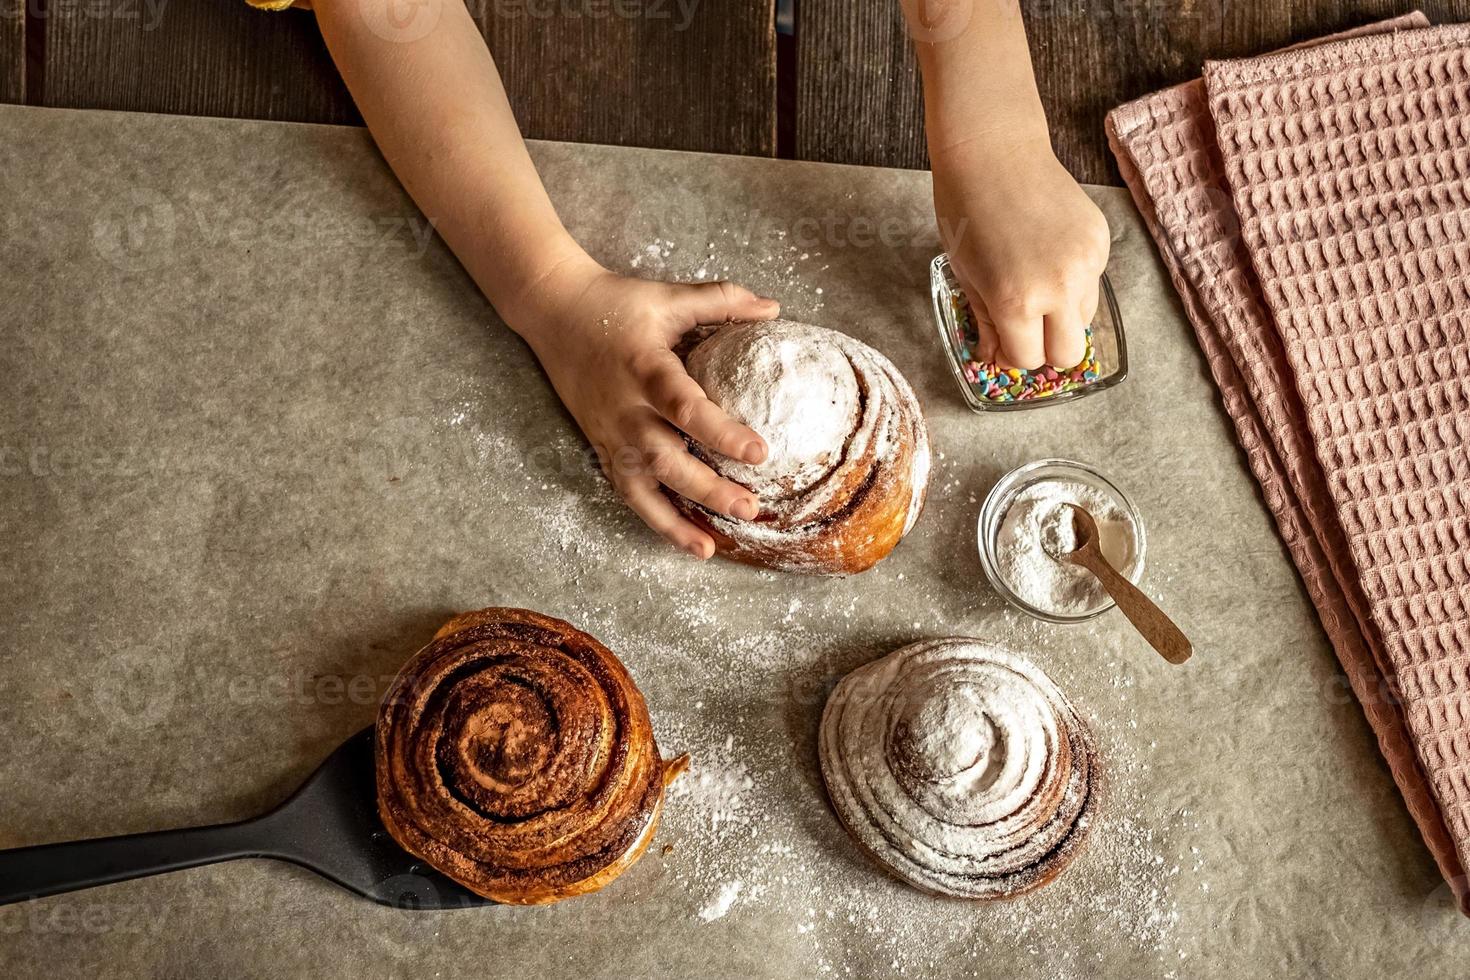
1109,13,1470,913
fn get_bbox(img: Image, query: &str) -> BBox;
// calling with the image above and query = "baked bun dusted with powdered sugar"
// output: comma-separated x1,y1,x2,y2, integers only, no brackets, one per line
674,319,930,575
819,639,1100,899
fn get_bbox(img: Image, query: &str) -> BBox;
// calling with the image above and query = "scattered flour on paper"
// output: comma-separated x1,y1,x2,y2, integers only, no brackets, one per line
625,234,828,317
433,354,1199,978
698,879,745,922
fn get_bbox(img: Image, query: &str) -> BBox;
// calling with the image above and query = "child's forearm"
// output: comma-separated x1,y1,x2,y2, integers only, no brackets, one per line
314,0,594,331
901,0,1049,160
901,1,1107,371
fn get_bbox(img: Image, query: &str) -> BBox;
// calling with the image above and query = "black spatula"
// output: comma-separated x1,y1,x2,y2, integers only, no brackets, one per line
0,726,492,910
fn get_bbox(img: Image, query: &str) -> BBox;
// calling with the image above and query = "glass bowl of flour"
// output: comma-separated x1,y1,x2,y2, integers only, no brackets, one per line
978,458,1146,623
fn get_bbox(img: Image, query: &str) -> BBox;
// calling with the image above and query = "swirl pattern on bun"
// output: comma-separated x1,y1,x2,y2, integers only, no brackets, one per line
819,638,1099,899
376,608,686,905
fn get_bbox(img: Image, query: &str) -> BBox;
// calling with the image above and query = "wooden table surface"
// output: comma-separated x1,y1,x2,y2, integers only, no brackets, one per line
6,1,1469,185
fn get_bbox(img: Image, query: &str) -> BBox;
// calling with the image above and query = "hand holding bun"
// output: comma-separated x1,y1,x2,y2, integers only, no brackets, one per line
376,608,686,905
673,320,930,574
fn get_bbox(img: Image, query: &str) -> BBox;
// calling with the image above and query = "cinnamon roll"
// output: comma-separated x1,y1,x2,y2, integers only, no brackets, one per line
376,608,687,905
819,639,1099,899
674,320,930,575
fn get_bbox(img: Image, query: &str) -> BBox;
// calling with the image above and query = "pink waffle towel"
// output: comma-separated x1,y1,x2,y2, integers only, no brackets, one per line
1109,13,1470,913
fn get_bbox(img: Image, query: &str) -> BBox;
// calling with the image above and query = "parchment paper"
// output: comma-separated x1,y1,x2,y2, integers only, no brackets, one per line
0,105,1462,978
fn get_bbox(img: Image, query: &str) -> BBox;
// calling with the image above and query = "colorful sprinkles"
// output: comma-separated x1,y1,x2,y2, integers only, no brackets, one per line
952,295,1101,403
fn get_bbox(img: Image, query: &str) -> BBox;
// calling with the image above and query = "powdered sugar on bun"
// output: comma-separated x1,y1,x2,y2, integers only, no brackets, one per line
672,320,930,575
819,639,1100,899
686,323,861,498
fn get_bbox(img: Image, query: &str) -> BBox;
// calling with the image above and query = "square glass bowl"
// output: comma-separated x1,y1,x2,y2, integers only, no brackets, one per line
930,254,1128,413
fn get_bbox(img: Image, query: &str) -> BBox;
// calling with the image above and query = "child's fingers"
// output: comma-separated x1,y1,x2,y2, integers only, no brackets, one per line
615,472,716,559
1079,279,1101,328
1042,306,1088,369
671,280,780,326
641,427,760,521
992,308,1047,371
962,283,1002,363
645,360,768,465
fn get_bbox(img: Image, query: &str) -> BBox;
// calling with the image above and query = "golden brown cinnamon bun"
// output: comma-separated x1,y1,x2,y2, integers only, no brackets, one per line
674,320,930,575
819,639,1099,899
376,608,686,905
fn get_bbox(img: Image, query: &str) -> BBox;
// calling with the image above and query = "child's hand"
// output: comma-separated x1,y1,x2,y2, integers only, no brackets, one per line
931,135,1110,371
512,258,780,558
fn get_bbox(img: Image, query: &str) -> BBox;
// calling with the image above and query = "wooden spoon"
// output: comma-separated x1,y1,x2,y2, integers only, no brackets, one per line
1051,503,1192,665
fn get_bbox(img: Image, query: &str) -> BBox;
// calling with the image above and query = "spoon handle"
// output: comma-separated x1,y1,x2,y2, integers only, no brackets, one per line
1074,549,1193,664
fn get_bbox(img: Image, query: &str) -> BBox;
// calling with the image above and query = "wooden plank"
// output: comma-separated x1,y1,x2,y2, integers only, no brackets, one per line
44,2,357,124
35,1,1470,173
796,1,1470,184
1025,0,1240,184
794,0,1243,181
791,0,924,169
2,0,21,104
40,2,777,157
480,3,776,155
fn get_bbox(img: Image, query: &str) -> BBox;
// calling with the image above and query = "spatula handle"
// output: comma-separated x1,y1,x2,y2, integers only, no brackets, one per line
0,819,273,905
1076,550,1193,665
